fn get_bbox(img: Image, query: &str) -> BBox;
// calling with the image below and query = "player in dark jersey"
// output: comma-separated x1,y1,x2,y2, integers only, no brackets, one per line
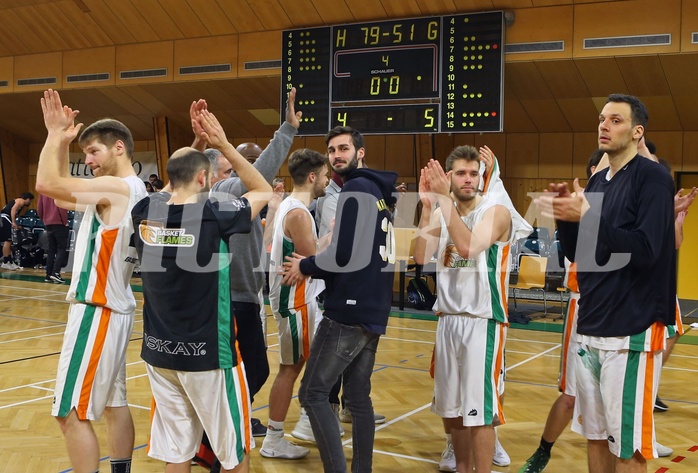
132,108,271,473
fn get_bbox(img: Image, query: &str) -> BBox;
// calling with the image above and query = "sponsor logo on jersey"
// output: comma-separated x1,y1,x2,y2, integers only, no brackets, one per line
145,333,207,356
467,409,478,416
139,220,195,247
441,244,476,268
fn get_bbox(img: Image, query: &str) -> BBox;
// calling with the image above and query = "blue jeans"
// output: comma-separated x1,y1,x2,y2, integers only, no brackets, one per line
299,317,380,473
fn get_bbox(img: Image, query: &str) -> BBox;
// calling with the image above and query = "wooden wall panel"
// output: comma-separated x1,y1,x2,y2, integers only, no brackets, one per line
0,129,30,204
62,47,116,89
573,0,681,57
504,6,573,61
237,31,282,78
681,0,698,53
14,52,62,91
645,131,683,173
384,134,416,179
174,35,239,81
115,42,174,85
0,57,13,94
505,133,539,178
574,57,628,98
520,99,571,132
682,132,698,172
640,96,682,132
572,132,598,178
538,133,573,178
364,135,387,171
556,98,597,132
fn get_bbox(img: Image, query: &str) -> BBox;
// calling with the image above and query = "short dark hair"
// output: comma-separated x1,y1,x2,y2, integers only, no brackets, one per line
288,149,329,185
166,149,210,189
78,119,135,159
586,148,604,178
606,94,649,129
445,145,479,172
325,126,365,152
149,173,159,179
20,192,34,200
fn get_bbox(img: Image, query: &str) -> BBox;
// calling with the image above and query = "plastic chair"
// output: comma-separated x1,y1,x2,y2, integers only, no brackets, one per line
511,255,548,316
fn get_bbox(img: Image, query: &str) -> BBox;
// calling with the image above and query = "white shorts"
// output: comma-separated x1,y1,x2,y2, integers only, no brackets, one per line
52,303,133,420
431,315,506,427
666,296,684,339
571,345,661,460
147,364,253,470
273,299,322,365
558,292,580,396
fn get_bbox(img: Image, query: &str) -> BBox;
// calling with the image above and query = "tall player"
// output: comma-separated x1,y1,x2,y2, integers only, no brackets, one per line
37,89,147,473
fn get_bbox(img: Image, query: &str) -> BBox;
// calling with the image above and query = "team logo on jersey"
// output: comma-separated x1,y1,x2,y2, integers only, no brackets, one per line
441,244,476,268
139,220,195,247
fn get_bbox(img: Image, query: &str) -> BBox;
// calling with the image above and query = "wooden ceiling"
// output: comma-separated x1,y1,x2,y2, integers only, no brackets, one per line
3,0,695,144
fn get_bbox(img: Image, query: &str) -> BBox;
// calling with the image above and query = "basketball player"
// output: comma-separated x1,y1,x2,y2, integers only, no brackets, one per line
260,149,329,459
414,146,512,473
538,94,675,472
37,89,147,473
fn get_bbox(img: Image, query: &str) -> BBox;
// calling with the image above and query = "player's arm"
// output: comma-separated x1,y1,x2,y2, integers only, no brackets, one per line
284,209,317,257
443,203,511,258
198,109,272,219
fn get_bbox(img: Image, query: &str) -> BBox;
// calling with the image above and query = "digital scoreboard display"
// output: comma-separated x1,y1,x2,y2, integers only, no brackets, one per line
282,12,503,135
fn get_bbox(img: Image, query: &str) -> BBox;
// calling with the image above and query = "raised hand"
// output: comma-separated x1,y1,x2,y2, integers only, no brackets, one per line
196,109,229,150
190,99,208,145
424,159,451,197
675,187,697,215
40,89,82,142
419,167,437,210
285,87,302,129
479,145,495,171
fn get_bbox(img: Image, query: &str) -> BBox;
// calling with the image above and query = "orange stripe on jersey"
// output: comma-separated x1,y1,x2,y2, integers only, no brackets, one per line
77,308,111,419
482,164,494,193
234,361,252,450
649,321,665,352
293,279,310,358
93,228,118,306
566,262,579,293
675,298,684,335
640,351,656,459
559,297,577,393
147,395,157,454
498,244,510,320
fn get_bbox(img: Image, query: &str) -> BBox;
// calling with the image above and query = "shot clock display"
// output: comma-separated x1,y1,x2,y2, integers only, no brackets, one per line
282,11,503,135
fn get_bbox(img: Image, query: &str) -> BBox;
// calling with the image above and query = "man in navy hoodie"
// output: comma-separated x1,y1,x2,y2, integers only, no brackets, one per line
282,126,397,473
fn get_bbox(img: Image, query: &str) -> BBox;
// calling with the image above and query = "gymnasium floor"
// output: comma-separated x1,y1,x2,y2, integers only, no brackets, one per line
1,270,697,473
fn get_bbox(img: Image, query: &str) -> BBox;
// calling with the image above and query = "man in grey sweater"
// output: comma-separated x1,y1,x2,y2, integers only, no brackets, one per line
192,88,301,437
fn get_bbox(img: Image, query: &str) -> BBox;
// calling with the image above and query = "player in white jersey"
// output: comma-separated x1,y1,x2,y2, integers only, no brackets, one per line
36,89,146,473
414,145,512,473
261,148,329,459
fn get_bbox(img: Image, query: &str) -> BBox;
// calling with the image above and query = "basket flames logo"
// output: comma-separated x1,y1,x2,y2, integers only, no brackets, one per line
139,220,195,247
441,244,476,268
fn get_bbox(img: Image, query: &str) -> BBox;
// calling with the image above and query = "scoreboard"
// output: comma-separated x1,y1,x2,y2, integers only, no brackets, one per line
281,12,504,135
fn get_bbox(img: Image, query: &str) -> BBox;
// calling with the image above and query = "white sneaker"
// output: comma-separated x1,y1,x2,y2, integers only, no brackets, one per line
1,262,18,270
291,411,315,442
493,431,511,466
438,443,456,472
259,435,309,459
656,441,673,458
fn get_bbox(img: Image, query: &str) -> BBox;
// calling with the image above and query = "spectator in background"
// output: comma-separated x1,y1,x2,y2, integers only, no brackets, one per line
151,179,165,192
1,192,34,270
149,173,159,184
144,181,154,193
37,193,69,283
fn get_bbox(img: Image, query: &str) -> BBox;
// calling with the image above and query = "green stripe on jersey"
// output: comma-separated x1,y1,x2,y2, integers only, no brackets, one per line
224,368,246,463
486,245,506,323
620,351,641,459
217,240,233,369
483,319,497,424
58,304,97,417
278,238,296,319
75,218,99,301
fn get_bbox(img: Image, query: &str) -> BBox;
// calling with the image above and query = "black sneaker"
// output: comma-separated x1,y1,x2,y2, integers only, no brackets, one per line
251,417,266,437
44,277,53,283
654,397,669,412
50,273,65,284
518,448,551,473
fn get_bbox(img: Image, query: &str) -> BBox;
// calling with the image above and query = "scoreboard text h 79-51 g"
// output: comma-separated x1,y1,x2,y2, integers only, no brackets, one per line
281,11,503,136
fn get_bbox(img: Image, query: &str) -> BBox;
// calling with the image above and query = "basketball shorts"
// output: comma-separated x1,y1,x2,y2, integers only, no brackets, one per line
666,296,684,339
273,298,322,365
571,345,661,459
431,315,506,427
147,364,253,470
52,303,133,420
558,292,580,396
